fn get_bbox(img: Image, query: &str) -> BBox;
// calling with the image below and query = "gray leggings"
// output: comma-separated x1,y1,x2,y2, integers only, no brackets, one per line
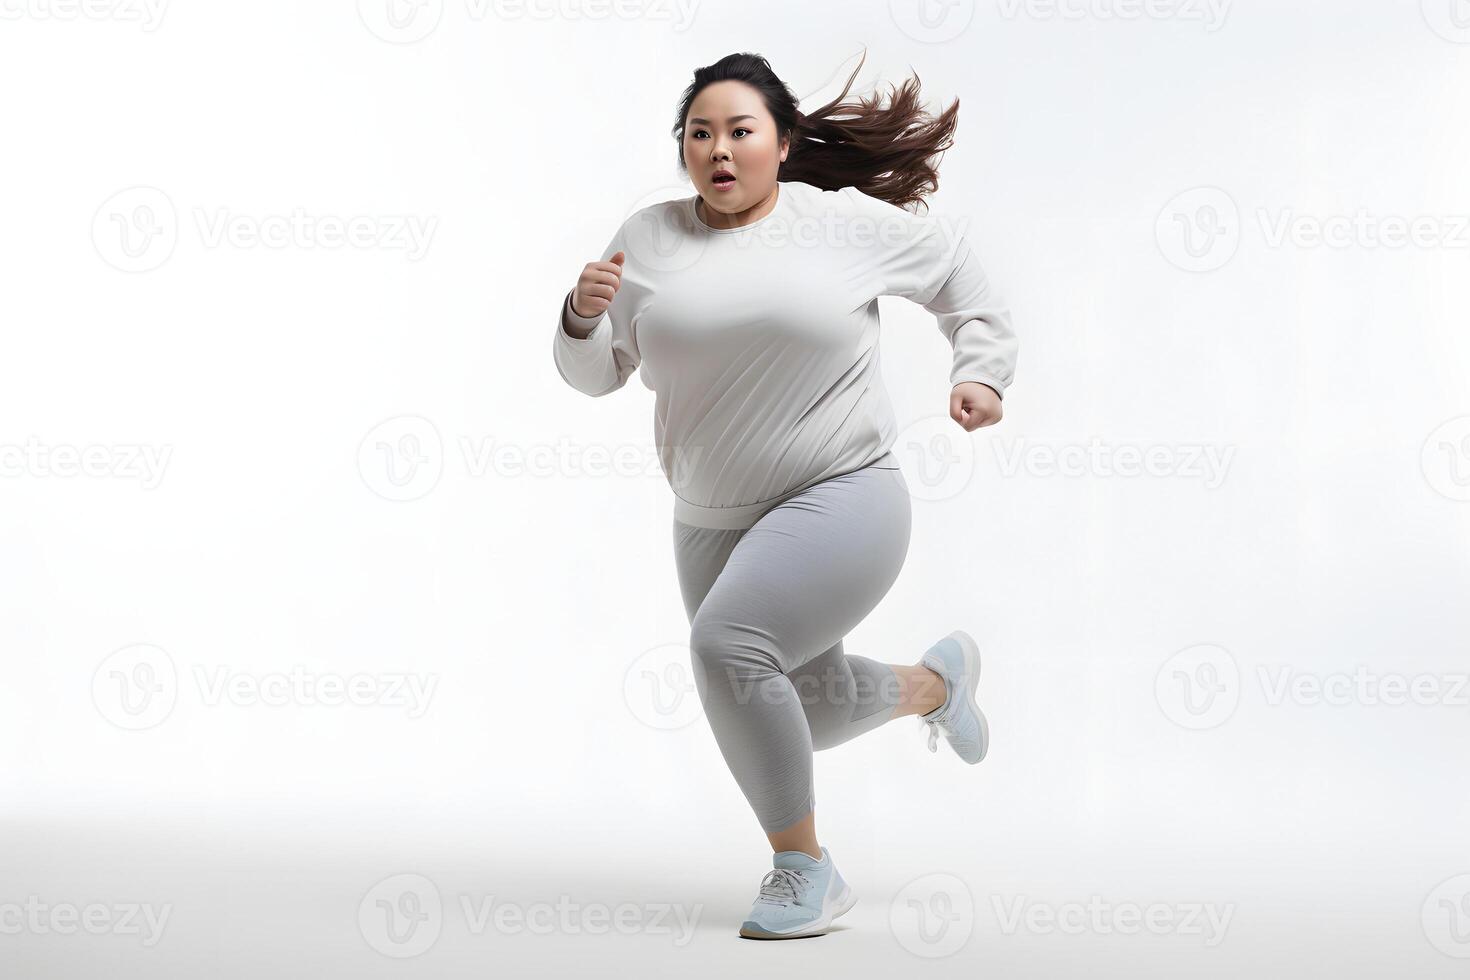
672,456,913,834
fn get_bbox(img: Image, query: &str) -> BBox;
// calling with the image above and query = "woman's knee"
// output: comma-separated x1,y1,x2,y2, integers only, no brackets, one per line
688,615,784,697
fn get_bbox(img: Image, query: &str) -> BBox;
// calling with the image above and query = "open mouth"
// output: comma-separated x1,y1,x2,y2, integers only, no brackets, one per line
712,172,736,185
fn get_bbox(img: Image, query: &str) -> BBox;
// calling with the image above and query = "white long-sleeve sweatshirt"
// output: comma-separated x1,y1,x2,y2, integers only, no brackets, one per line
553,179,1018,529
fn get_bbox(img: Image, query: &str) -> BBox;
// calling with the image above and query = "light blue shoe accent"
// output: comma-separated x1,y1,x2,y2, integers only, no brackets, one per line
918,630,989,763
738,846,856,939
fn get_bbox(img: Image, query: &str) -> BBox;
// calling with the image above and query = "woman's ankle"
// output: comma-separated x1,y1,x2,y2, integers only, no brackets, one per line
891,663,946,718
767,809,820,858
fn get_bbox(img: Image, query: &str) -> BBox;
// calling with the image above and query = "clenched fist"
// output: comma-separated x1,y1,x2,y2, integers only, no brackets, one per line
571,250,626,319
951,381,1002,431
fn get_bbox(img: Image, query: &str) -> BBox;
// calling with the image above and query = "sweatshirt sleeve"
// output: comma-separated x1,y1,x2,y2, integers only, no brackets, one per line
841,186,1018,398
552,221,642,397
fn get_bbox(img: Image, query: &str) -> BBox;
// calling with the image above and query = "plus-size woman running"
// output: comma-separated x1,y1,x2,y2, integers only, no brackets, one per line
552,51,1018,940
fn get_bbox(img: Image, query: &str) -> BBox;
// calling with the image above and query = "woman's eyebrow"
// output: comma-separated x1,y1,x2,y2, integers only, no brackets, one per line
689,115,757,125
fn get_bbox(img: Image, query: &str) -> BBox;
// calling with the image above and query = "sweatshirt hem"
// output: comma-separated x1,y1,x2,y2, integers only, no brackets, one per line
671,450,898,530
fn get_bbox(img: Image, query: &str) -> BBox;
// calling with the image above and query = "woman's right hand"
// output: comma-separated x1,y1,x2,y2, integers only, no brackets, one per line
570,250,626,319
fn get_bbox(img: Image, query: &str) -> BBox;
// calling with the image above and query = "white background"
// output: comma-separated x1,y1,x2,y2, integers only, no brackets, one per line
2,0,1469,975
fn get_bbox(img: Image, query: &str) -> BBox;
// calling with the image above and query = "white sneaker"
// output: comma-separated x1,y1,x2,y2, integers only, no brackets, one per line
917,630,989,763
738,846,856,939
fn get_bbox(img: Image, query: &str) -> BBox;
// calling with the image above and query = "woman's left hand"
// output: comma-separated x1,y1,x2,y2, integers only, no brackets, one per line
950,382,1003,432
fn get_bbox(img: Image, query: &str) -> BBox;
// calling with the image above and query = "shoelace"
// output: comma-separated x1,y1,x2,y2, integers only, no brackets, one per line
756,868,809,905
924,715,951,753
923,673,953,753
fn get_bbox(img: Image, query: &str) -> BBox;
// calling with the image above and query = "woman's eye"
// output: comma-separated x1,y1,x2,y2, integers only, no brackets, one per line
734,128,749,137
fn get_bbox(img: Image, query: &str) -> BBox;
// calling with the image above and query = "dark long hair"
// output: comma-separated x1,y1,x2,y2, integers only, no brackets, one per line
670,49,960,212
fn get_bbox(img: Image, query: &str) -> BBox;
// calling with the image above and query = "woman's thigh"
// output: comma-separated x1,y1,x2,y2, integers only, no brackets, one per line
688,463,912,675
672,521,745,624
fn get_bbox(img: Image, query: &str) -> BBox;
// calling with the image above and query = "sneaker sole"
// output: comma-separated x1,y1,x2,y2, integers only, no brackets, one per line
738,880,857,939
945,630,989,763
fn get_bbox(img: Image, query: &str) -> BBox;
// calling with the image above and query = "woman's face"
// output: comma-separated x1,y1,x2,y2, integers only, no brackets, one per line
684,81,788,217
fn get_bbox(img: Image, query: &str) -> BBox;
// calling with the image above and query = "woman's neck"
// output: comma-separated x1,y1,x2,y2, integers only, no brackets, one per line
697,182,781,230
